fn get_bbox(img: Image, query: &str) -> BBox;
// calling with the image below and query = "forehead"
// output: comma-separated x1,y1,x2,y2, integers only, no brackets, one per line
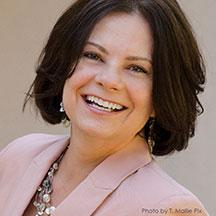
87,12,153,59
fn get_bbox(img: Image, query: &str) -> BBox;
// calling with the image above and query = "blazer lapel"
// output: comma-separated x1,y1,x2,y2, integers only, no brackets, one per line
52,138,152,216
5,136,70,216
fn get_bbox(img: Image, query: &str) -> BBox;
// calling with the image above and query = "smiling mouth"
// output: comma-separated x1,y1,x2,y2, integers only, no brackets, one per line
82,95,127,112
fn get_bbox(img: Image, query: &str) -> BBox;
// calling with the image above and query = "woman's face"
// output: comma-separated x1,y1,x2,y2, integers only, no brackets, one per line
63,12,154,141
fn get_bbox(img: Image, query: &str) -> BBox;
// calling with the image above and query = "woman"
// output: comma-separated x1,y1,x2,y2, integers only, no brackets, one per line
0,0,209,215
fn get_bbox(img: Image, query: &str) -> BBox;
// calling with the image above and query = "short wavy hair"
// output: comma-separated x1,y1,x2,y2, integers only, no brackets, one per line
23,0,206,156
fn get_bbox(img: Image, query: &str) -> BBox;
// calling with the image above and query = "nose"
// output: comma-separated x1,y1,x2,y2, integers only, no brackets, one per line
95,67,124,91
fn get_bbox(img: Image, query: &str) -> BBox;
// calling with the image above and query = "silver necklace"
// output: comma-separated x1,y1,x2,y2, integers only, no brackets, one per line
33,145,69,216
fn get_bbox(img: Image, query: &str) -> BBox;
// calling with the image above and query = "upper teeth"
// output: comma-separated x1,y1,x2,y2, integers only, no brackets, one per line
86,95,124,110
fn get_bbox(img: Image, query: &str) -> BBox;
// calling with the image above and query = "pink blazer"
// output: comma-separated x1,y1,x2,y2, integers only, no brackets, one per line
0,133,209,216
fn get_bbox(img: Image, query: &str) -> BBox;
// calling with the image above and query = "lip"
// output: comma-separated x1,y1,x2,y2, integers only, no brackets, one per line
81,95,127,115
82,94,127,108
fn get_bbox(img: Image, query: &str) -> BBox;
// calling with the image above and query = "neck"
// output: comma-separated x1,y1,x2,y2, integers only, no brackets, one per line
57,127,144,184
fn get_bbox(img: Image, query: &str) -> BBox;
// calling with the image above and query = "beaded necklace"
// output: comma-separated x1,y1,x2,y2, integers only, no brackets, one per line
33,145,69,215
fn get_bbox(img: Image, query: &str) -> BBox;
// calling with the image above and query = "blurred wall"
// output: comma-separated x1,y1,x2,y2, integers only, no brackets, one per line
0,0,215,215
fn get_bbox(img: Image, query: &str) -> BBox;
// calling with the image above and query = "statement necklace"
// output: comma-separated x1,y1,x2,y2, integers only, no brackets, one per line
33,145,69,216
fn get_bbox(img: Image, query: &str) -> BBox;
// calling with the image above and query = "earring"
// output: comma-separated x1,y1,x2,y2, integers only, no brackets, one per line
61,118,71,128
60,102,64,112
148,118,155,154
59,101,70,128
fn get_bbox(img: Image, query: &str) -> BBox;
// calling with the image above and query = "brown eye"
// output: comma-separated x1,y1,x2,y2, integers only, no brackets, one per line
128,65,148,74
83,51,103,62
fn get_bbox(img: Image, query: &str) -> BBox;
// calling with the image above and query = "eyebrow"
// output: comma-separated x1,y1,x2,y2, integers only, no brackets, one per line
86,41,152,64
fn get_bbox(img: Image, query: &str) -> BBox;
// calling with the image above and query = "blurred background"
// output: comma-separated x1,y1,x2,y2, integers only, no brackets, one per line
0,0,215,215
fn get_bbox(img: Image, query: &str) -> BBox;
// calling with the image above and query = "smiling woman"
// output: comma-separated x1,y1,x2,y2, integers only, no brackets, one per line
0,0,209,216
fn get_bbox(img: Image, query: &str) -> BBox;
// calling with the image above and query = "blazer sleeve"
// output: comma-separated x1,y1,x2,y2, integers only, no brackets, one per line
0,134,31,168
0,133,45,184
0,135,28,207
0,136,21,175
0,141,11,181
0,138,16,159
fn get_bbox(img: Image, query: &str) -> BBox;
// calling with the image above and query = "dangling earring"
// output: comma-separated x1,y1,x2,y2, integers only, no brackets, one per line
148,118,155,154
61,117,71,128
60,102,64,112
59,101,70,128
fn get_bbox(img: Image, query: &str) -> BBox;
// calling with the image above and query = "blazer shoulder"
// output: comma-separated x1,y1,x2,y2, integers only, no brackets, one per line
109,159,208,212
92,159,209,215
138,159,199,197
132,159,209,215
0,133,68,165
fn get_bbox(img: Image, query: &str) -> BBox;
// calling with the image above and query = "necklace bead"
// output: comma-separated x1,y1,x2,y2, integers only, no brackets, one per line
33,144,69,215
43,194,51,203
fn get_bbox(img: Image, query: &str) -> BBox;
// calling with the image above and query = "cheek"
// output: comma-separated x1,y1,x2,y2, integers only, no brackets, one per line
62,74,82,114
136,93,153,114
62,65,97,117
68,62,97,88
62,80,75,115
64,66,93,93
128,80,153,113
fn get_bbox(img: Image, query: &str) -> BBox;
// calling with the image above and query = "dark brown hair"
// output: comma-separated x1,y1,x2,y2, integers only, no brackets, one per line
23,0,206,156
